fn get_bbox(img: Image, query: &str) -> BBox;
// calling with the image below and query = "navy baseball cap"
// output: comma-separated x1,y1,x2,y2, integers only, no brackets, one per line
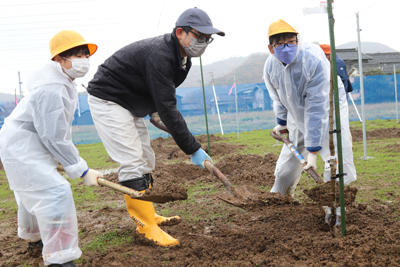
176,7,225,36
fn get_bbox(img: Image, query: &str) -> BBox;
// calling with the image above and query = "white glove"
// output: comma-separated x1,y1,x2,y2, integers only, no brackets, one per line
82,169,102,186
272,124,287,135
304,152,317,170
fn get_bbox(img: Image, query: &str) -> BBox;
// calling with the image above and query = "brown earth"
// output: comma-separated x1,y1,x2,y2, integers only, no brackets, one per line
351,127,400,142
1,134,400,266
304,182,358,206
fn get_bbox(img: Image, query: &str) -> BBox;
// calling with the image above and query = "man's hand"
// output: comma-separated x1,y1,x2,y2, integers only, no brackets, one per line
190,148,212,169
304,152,317,170
82,169,102,186
272,124,287,135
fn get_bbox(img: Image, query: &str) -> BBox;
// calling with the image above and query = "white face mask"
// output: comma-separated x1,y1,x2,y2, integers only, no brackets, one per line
183,36,208,57
63,57,90,79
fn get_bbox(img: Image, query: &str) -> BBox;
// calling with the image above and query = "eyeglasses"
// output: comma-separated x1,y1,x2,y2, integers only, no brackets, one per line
272,39,298,49
189,30,214,44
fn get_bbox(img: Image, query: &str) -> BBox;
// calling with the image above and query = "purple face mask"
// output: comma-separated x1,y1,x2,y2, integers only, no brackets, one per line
274,44,298,65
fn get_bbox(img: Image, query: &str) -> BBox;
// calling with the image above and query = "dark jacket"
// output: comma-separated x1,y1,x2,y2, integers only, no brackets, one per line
336,56,353,93
88,33,201,155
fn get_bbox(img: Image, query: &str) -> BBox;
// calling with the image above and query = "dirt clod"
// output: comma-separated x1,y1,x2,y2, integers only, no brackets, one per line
304,182,358,206
102,172,188,203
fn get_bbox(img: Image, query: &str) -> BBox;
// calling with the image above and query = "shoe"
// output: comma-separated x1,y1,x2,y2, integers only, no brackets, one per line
27,240,43,258
124,195,179,247
49,261,76,267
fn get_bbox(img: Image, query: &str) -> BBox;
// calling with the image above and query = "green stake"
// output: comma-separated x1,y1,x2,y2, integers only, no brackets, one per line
199,56,211,155
327,0,346,236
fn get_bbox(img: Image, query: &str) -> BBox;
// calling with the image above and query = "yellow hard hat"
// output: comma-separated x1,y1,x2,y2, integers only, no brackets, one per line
49,30,97,59
268,19,298,37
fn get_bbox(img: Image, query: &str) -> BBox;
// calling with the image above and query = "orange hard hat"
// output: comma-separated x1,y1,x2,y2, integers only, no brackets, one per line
320,44,331,55
268,19,298,37
49,30,97,59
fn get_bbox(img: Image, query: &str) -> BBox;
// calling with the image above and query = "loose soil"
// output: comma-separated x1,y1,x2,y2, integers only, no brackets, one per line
1,133,400,266
304,182,358,206
351,127,400,142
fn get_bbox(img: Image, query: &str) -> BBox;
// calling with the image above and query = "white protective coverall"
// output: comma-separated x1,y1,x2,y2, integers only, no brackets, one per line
0,61,87,265
263,42,357,197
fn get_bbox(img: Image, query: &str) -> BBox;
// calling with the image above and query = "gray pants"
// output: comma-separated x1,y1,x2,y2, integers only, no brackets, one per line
88,95,155,182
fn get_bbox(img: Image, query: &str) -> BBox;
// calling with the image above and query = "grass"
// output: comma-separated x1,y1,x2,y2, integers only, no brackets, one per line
82,229,133,253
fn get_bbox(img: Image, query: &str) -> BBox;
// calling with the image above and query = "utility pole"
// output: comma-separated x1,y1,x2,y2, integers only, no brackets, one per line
200,57,211,153
356,12,370,160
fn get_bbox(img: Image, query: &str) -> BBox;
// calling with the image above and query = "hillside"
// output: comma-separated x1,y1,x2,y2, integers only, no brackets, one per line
337,41,397,53
180,53,268,88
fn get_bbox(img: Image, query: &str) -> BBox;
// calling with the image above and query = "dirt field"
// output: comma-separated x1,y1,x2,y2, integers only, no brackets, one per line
1,133,400,266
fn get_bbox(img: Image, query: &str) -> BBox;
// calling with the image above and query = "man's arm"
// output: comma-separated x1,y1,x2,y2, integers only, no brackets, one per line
145,58,201,155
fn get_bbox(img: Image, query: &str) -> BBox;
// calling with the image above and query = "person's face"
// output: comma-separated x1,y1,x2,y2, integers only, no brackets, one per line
53,53,89,69
176,27,212,56
268,35,298,54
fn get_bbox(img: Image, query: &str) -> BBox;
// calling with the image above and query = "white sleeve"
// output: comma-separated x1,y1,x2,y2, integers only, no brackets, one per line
32,85,88,178
263,60,288,123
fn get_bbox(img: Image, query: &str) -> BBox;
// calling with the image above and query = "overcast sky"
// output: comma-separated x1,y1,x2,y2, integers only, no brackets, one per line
0,0,396,94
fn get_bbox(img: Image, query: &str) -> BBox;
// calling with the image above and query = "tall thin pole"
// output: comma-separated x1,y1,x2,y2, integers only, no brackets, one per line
18,71,22,98
14,88,17,107
234,74,239,138
356,12,369,160
394,64,399,123
211,73,224,135
327,0,346,236
200,57,211,153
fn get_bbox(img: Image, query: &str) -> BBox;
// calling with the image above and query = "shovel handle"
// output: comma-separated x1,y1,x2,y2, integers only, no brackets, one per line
97,178,143,198
204,160,240,198
150,114,171,134
270,130,323,184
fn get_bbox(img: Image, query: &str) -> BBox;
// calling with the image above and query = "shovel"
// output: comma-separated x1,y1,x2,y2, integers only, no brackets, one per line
271,129,323,184
150,115,256,204
203,160,244,199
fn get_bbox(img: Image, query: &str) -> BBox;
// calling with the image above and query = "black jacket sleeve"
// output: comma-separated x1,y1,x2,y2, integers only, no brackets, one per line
145,54,201,155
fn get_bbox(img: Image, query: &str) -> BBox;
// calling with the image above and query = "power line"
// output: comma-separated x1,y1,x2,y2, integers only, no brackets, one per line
0,22,122,32
0,0,96,8
0,12,87,19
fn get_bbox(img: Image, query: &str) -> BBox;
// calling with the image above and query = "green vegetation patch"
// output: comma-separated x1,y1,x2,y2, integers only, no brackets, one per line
83,229,133,253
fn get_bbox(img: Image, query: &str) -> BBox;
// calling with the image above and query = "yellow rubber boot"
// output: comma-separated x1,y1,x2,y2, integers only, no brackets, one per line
124,195,180,247
154,214,181,226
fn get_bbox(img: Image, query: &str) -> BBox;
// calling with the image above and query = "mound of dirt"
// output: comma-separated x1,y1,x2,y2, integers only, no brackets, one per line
153,137,244,162
215,153,277,186
102,172,188,203
304,182,358,206
351,127,400,142
219,188,299,209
